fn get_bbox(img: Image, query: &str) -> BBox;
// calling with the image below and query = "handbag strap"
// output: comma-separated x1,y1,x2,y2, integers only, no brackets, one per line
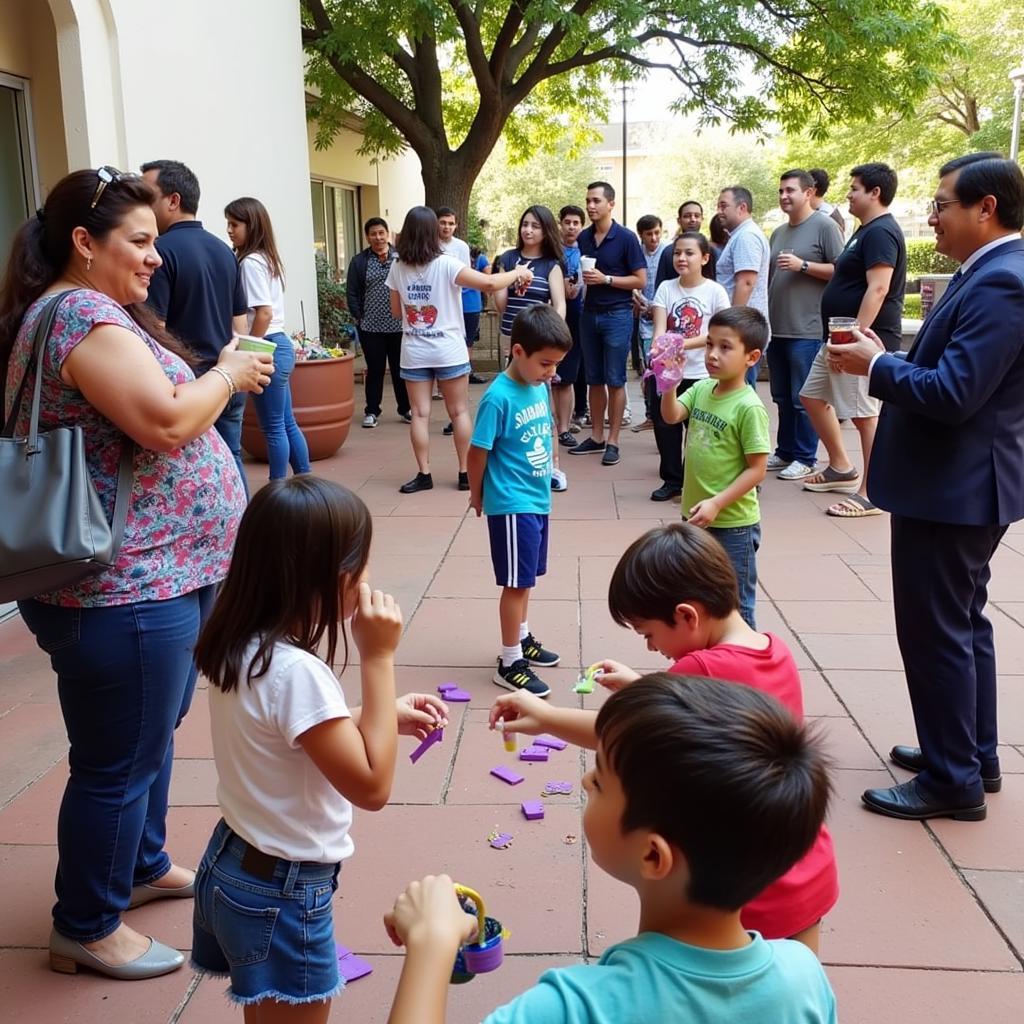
4,289,135,558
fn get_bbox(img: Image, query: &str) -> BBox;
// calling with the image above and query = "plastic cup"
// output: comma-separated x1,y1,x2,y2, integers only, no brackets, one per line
828,317,858,345
579,256,597,273
236,335,278,354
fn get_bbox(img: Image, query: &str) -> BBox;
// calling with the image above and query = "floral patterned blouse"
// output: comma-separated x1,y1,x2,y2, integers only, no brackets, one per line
3,289,246,607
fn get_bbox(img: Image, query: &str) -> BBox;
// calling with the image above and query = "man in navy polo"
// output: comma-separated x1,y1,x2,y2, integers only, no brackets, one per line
141,159,249,492
570,181,645,466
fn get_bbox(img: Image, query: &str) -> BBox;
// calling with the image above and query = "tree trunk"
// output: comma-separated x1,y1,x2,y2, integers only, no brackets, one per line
420,155,476,237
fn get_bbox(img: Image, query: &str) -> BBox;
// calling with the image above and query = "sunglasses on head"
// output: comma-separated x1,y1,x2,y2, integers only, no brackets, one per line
89,166,139,209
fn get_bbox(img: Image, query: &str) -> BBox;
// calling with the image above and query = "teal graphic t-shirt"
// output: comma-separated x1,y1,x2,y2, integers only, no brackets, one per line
471,372,552,516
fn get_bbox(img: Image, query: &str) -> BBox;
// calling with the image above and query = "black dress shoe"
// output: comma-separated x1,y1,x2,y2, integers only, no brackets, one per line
890,745,1002,793
861,779,986,821
399,472,433,494
457,471,470,491
650,484,682,502
443,422,454,436
468,372,488,384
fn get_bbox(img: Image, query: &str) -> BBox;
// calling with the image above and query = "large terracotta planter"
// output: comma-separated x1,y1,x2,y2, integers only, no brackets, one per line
242,352,355,462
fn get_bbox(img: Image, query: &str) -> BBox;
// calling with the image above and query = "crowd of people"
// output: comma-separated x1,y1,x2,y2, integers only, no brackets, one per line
1,149,1022,1024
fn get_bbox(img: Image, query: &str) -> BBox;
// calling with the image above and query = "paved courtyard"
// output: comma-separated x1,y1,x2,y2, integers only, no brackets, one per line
1,379,1023,1023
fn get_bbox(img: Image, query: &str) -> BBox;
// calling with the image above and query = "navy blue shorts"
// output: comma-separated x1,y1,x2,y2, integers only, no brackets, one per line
487,513,549,588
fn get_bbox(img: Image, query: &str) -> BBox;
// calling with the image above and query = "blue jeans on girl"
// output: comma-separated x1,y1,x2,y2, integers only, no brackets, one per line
18,585,216,941
250,332,311,480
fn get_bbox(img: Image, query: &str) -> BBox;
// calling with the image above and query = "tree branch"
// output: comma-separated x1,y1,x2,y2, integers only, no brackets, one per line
449,1,497,101
489,1,529,84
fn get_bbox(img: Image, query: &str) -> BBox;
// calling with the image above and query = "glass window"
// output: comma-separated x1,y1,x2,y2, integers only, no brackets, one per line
0,77,36,276
309,178,359,278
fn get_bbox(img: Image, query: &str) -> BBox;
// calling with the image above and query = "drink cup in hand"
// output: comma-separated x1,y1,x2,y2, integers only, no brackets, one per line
828,317,859,345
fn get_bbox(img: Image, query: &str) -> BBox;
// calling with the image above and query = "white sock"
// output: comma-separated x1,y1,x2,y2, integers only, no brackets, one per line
501,643,523,666
519,621,529,640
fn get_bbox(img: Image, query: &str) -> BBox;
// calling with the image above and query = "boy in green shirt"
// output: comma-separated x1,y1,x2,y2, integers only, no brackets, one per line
661,306,770,627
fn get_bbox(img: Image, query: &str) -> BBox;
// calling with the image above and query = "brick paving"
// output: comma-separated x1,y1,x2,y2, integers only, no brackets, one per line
1,379,1023,1022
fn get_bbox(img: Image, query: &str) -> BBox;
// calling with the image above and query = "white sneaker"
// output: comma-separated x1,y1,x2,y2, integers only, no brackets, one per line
766,454,790,471
362,413,378,428
778,461,816,480
551,468,568,492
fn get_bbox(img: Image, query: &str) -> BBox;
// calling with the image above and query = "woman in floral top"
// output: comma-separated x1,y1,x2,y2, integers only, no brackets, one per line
0,169,272,981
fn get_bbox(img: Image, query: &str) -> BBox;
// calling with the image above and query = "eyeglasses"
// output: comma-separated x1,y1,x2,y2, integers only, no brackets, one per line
89,166,136,209
928,198,963,217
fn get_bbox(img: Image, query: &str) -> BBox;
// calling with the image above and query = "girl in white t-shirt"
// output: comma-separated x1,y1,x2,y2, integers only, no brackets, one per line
191,475,448,1020
226,196,311,482
386,206,532,495
647,233,730,500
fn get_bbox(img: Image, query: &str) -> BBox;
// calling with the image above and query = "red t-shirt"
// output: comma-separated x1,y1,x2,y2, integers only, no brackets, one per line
672,635,839,938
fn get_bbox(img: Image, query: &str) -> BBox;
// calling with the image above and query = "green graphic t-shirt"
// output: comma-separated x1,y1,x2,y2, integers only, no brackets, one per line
679,378,770,527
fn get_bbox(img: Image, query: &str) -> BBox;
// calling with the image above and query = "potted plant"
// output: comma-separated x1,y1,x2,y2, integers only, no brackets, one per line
241,257,358,462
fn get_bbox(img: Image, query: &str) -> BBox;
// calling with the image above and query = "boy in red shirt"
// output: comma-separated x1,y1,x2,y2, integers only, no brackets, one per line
490,521,838,953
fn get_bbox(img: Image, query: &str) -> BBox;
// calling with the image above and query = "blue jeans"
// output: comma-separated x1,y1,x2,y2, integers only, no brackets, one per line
250,332,311,480
767,337,822,465
18,586,216,941
580,306,633,386
708,523,761,629
213,390,249,499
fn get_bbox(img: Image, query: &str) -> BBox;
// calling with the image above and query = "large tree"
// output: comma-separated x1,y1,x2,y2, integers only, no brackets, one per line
301,0,952,227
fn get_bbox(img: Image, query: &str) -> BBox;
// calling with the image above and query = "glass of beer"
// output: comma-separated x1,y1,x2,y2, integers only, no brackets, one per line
828,317,859,345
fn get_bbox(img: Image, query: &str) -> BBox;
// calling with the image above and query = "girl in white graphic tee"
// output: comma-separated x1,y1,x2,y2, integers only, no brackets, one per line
192,476,448,1018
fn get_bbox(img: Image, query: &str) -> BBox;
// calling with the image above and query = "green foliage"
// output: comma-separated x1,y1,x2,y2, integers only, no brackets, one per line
314,254,354,347
903,293,922,319
905,239,959,278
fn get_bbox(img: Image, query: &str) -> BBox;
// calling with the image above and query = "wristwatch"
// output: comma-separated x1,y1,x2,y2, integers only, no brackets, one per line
799,260,809,273
605,274,613,286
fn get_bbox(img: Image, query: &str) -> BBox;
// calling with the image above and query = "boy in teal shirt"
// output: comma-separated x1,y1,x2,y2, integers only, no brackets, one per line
468,305,573,698
382,675,837,1024
662,306,770,626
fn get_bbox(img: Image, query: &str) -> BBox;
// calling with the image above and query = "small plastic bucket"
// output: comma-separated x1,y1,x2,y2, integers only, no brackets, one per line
450,885,505,983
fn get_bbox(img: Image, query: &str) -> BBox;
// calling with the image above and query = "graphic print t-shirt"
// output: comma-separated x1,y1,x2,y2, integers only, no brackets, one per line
471,372,552,516
496,251,559,337
652,278,730,379
386,254,467,368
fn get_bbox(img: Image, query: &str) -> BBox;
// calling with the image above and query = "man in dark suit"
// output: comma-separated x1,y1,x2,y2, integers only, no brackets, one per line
828,152,1024,821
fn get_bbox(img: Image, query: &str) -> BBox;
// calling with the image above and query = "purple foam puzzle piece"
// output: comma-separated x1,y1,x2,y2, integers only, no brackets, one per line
441,687,472,702
490,765,524,785
409,728,443,764
336,944,374,982
489,832,514,849
437,682,459,693
519,746,549,762
534,734,568,750
543,780,573,795
521,800,545,821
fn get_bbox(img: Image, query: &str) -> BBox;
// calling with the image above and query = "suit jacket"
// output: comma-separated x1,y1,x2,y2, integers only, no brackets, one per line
867,237,1024,526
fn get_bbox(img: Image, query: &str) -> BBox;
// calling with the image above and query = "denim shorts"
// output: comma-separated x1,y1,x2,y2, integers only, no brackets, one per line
580,306,632,387
191,820,342,1006
400,362,471,382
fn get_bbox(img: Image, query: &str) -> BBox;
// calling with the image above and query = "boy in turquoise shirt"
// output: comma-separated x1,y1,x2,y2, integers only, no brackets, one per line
468,305,573,698
382,675,837,1024
661,305,770,627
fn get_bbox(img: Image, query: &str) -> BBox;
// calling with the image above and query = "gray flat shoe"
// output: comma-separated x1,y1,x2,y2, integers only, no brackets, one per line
128,874,195,909
49,928,184,979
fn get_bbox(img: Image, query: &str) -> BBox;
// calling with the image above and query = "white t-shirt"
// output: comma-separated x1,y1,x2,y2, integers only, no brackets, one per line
239,252,286,334
652,277,730,379
208,639,354,863
386,254,468,368
441,236,471,267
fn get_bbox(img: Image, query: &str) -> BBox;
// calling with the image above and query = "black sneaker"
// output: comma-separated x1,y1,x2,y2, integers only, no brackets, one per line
443,422,454,436
469,372,488,384
458,471,470,491
601,444,620,466
399,472,433,494
493,658,551,698
557,431,578,447
568,437,606,456
650,483,681,502
521,632,560,667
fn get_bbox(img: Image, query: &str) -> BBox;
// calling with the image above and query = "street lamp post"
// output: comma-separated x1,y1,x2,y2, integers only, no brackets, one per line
1010,66,1024,162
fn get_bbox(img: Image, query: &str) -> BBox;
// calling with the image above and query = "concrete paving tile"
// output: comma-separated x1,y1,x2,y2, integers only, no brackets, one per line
826,966,1024,1024
367,514,461,556
988,545,1024,601
585,858,641,956
761,515,867,555
930,774,1024,872
997,602,1024,627
811,717,882,771
755,603,813,669
0,648,54,707
168,759,218,807
450,519,663,558
758,554,877,601
334,804,585,954
0,703,68,806
445,709,584,806
390,701,472,805
427,555,579,600
398,598,580,668
0,843,57,946
579,600,670,672
776,600,895,635
963,869,1024,955
0,757,64,844
831,512,892,555
578,555,620,597
0,949,194,1024
800,670,847,717
550,479,618,519
822,771,1018,969
801,633,904,671
991,607,1024,674
174,687,213,760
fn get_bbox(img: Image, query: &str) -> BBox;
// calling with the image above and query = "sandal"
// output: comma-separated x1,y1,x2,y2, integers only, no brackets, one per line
826,494,883,518
802,465,860,492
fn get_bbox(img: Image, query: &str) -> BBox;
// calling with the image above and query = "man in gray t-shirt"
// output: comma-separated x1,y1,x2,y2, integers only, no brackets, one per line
766,170,844,478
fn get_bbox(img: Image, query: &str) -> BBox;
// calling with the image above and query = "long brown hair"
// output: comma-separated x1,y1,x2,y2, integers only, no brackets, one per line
518,205,564,263
0,168,192,383
224,196,285,282
194,476,373,693
395,206,442,266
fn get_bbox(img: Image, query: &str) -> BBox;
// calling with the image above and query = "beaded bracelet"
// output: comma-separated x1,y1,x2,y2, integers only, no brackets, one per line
210,365,237,399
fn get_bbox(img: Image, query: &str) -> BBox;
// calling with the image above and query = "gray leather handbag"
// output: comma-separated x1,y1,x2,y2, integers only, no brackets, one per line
0,291,134,602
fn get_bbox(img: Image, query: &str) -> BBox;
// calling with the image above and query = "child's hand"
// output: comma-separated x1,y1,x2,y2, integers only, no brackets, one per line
596,659,642,692
488,691,551,736
383,874,478,950
396,693,449,740
468,491,482,517
351,582,403,660
687,497,721,528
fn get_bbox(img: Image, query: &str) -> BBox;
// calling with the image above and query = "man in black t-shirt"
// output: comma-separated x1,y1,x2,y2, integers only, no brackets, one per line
799,163,906,518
